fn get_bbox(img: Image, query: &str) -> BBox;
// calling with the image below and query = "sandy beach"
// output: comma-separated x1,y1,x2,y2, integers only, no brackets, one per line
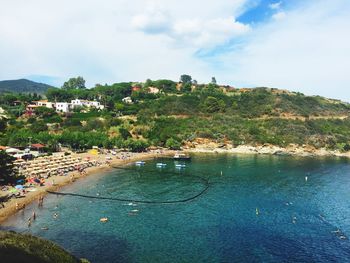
0,149,175,224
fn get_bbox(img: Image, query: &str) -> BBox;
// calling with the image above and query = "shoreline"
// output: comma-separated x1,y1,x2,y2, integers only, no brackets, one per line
0,150,175,224
186,144,350,158
1,145,348,224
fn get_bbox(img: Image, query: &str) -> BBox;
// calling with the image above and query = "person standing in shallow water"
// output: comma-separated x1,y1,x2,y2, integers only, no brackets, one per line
38,195,44,207
32,211,36,220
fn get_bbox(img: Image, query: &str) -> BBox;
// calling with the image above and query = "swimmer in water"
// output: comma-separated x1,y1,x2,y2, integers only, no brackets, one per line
32,211,36,220
53,212,58,219
27,218,32,228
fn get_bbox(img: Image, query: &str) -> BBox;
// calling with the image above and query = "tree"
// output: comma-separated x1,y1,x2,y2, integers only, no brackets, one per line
211,77,217,85
0,119,7,133
165,138,182,150
119,127,132,140
123,138,149,152
62,76,86,90
35,107,56,118
180,74,192,84
182,83,192,93
202,96,226,113
0,151,21,184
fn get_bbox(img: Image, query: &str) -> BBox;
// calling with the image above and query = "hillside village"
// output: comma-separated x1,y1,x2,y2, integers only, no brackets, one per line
26,99,104,115
0,76,350,158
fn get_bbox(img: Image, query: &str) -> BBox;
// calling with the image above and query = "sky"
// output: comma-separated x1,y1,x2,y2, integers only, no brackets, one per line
0,0,350,101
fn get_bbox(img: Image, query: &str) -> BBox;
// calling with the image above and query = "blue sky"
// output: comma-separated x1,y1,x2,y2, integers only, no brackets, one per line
0,0,350,101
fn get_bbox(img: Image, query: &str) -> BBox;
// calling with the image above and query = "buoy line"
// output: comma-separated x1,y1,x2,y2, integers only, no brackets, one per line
47,166,210,204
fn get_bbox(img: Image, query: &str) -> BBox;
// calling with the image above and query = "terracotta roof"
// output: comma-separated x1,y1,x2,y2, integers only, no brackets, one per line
0,146,7,150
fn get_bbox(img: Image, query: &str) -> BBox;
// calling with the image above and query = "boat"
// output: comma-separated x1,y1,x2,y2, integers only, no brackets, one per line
173,153,191,161
175,164,186,168
100,217,108,222
156,163,167,167
135,161,145,166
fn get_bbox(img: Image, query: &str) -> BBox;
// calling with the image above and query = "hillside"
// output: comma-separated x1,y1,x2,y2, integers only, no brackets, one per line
0,231,88,263
1,79,350,152
0,79,52,94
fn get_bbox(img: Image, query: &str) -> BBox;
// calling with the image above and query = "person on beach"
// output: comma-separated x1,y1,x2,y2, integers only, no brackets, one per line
32,211,36,220
27,218,32,228
15,202,19,210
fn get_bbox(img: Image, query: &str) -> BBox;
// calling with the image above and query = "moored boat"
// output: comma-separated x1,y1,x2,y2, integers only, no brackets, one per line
173,152,191,161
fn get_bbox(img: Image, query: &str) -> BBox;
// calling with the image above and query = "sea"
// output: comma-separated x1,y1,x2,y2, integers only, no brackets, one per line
2,153,350,262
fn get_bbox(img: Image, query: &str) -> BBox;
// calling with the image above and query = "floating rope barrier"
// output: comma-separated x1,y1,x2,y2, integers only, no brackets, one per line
47,166,210,204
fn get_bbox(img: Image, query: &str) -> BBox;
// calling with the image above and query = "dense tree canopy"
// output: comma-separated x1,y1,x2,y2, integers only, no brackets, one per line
180,74,192,84
0,151,21,184
62,76,86,90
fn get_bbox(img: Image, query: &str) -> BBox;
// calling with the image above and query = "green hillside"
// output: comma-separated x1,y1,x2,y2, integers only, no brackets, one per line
0,79,52,94
1,77,350,152
0,231,88,263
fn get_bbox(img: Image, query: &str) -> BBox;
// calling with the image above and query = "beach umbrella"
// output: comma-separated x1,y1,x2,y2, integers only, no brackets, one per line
34,178,41,183
16,179,25,184
9,188,17,193
15,185,24,190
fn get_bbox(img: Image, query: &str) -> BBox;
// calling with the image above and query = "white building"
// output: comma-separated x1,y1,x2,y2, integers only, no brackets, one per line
71,99,104,110
34,100,55,108
148,87,160,94
122,97,133,104
55,102,73,113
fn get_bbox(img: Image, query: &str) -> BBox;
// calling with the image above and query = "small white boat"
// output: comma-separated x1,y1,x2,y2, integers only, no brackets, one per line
173,153,191,160
156,163,167,167
175,164,186,168
135,161,145,166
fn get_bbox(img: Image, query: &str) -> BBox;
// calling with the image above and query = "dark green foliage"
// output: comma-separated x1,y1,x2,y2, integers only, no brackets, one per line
123,138,149,152
35,107,56,118
0,231,83,263
165,137,182,150
144,79,177,93
0,118,7,132
62,76,86,90
0,151,22,184
31,121,48,133
202,96,225,113
180,74,192,84
119,127,132,140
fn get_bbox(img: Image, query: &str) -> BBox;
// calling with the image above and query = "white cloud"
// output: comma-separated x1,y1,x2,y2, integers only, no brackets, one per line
131,2,250,49
0,0,350,102
219,0,350,101
172,17,250,48
269,2,282,10
0,0,249,87
131,7,172,34
272,11,286,20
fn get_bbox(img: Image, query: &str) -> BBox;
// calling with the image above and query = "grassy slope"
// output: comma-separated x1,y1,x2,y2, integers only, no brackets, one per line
0,231,88,263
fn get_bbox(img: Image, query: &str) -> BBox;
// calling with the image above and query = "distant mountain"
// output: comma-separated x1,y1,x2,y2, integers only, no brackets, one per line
0,79,53,94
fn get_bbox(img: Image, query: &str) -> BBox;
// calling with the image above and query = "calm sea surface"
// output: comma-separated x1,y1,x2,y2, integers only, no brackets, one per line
2,154,350,262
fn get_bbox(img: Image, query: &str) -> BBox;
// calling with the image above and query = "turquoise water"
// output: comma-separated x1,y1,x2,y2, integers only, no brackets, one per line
2,154,350,262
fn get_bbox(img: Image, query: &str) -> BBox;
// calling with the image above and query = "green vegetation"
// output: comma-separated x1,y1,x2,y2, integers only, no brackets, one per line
0,151,23,184
0,79,52,94
1,76,350,152
0,231,88,263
